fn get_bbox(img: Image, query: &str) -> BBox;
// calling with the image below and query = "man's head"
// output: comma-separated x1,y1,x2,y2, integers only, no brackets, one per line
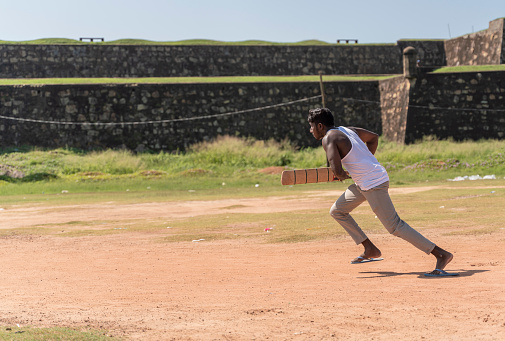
308,108,335,140
308,108,335,127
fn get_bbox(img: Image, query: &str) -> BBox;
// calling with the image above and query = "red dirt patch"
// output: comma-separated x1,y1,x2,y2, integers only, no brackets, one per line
0,186,504,340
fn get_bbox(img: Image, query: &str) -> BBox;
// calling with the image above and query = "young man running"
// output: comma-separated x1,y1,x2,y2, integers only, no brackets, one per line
308,108,457,277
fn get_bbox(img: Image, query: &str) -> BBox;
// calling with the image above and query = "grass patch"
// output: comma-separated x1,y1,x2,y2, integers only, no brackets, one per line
378,137,505,183
1,136,504,198
161,206,387,244
5,183,503,243
0,38,394,46
387,186,505,235
161,210,333,243
0,217,171,238
0,74,394,86
431,65,505,73
0,325,121,340
443,227,498,236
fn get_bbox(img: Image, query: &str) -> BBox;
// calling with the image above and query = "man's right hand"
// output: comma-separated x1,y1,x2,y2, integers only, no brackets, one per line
333,171,351,182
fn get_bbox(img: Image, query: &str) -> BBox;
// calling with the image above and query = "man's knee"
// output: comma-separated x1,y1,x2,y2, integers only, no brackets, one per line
330,204,347,221
384,215,406,236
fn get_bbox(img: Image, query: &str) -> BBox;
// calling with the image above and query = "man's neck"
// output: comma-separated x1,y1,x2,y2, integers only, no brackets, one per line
324,126,338,135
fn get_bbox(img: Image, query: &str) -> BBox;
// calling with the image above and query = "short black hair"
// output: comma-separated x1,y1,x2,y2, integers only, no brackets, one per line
307,107,334,127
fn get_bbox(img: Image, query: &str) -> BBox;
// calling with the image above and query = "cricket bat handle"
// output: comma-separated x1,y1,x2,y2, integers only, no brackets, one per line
281,167,335,185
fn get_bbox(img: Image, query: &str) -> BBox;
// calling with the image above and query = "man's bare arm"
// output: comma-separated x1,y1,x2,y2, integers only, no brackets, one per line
323,134,351,181
350,127,379,155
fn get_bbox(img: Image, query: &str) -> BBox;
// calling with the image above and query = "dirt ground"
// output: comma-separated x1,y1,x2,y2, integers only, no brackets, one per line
1,186,504,340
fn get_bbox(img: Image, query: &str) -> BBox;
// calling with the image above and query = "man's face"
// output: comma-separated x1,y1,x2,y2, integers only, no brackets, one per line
309,122,325,140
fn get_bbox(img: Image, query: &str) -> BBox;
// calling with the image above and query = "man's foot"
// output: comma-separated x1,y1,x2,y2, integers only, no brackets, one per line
351,256,384,264
351,238,383,263
424,269,459,277
431,245,454,271
361,238,382,259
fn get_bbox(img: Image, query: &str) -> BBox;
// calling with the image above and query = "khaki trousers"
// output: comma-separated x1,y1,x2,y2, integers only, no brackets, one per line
330,181,435,254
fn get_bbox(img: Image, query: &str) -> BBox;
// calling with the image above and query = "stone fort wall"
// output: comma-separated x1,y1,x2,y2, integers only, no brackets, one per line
380,70,505,144
0,18,504,149
2,67,504,151
0,81,381,151
1,18,502,80
445,18,505,66
0,44,405,78
406,71,505,143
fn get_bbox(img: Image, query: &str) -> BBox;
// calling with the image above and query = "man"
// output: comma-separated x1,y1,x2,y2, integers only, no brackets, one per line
307,107,457,277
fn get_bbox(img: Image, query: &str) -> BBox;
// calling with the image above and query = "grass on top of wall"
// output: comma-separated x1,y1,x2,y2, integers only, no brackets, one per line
0,75,396,86
0,38,395,46
431,65,505,73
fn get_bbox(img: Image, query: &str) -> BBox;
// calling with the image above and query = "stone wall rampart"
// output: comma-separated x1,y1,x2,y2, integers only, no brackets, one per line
406,71,505,143
0,44,402,78
2,17,505,149
397,40,446,66
0,81,381,151
445,18,504,66
1,70,504,150
379,76,412,143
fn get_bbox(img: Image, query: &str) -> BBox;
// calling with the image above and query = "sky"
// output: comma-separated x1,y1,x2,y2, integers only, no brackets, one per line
1,0,504,43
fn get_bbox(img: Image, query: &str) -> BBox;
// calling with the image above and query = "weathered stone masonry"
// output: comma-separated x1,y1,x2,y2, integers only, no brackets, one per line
445,18,505,66
0,44,403,78
406,71,505,143
379,70,505,143
0,81,381,151
1,17,505,150
0,38,461,79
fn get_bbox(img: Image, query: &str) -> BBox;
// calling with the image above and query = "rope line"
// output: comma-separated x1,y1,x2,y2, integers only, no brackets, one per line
407,103,505,112
1,94,504,127
341,97,505,112
0,95,322,126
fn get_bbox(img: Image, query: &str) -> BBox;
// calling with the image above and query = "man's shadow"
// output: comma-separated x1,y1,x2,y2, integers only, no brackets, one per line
358,269,488,278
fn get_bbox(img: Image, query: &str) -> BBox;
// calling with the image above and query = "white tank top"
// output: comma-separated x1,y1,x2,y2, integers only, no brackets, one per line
336,126,389,190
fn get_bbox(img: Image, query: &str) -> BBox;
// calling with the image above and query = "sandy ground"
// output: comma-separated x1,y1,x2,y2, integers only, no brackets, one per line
1,186,505,340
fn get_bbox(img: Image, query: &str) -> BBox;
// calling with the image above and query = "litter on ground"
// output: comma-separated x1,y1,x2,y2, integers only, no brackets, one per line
447,174,496,181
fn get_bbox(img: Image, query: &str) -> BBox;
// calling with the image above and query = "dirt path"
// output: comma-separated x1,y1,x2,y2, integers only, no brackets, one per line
1,187,504,340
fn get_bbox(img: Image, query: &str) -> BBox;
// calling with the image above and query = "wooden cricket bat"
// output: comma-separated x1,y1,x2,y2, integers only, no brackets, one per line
281,167,335,185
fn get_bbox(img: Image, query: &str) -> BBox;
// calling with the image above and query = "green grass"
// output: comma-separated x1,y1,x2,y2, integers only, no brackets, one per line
431,65,505,73
0,135,504,242
397,39,445,42
0,38,83,45
2,180,504,241
0,38,394,46
164,185,505,243
387,186,505,235
0,75,395,86
0,325,121,340
161,204,385,244
1,136,504,198
379,137,505,182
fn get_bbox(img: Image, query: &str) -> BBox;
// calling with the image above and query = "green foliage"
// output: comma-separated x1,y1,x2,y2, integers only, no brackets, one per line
0,38,393,46
0,325,121,340
187,136,294,167
0,75,393,86
431,65,505,73
61,150,145,175
0,38,83,44
0,136,504,196
377,137,505,179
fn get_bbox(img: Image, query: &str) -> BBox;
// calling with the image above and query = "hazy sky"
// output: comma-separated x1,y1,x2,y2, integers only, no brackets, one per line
2,0,504,43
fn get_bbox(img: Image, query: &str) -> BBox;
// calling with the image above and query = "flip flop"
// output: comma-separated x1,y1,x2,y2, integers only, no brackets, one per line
424,269,459,277
351,256,384,264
